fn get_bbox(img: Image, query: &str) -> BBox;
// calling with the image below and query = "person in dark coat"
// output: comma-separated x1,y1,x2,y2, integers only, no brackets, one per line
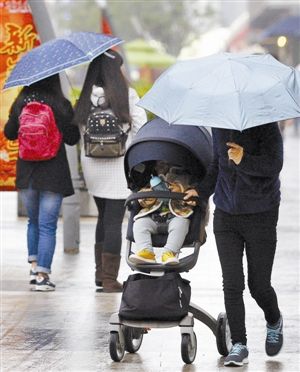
4,74,80,291
187,123,284,366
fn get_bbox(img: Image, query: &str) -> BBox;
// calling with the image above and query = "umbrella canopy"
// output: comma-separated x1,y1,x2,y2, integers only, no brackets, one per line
138,53,300,131
4,32,123,89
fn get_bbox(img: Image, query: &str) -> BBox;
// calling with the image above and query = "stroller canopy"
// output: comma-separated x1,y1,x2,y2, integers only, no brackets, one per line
124,117,213,190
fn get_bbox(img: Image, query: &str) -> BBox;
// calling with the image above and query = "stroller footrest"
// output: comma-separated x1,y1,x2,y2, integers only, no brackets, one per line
115,313,194,329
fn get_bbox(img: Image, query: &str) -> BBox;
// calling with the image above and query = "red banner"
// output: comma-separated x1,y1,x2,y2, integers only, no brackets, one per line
0,0,40,190
101,6,113,35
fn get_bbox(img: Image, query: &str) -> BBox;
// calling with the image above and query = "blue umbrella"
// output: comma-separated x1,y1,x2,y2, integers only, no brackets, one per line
4,32,123,89
261,15,300,39
138,53,300,131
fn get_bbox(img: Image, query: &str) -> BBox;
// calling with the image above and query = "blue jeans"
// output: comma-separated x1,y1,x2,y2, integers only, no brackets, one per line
20,186,63,274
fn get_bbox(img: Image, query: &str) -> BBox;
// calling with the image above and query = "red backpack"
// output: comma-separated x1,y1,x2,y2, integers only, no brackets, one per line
18,101,62,161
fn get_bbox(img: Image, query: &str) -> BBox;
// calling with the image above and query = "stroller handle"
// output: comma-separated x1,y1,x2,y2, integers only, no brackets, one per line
125,191,200,207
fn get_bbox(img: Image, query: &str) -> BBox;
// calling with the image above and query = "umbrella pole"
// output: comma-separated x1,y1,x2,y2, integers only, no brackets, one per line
228,130,234,167
28,0,80,254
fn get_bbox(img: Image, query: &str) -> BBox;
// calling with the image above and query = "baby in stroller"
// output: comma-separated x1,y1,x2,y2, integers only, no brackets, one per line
129,161,199,265
123,117,212,272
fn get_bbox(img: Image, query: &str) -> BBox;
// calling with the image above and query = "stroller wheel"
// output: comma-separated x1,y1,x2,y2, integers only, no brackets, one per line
181,332,197,364
109,331,125,362
216,312,232,356
124,326,143,353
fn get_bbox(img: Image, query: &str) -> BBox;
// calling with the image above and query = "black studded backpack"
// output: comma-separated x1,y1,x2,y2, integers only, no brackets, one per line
84,106,130,158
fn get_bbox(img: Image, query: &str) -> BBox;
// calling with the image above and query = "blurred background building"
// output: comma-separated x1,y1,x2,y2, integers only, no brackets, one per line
45,0,300,88
181,0,299,66
248,0,300,66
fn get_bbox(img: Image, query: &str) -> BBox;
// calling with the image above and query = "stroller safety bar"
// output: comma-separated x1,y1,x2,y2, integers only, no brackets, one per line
125,191,200,207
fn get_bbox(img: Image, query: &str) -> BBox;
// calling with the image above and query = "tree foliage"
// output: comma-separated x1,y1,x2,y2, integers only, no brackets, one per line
47,0,216,56
107,0,215,56
47,0,100,35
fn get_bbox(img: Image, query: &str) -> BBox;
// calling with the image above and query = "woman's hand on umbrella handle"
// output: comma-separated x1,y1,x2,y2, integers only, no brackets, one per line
227,142,244,165
183,189,198,206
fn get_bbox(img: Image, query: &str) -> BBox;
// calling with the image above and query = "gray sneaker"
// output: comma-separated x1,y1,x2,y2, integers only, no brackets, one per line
224,343,249,367
266,314,283,356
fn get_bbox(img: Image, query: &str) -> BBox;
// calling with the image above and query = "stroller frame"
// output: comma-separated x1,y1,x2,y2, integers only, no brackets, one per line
108,118,231,364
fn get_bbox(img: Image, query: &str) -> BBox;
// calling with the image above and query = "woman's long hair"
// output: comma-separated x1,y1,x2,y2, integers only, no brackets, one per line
73,50,130,127
10,74,68,116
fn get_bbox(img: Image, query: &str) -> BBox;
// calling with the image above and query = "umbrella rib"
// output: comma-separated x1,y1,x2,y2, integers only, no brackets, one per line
240,79,300,130
242,59,290,84
65,37,123,57
205,62,233,119
91,39,123,55
277,77,300,108
260,77,300,105
228,59,239,92
228,58,245,128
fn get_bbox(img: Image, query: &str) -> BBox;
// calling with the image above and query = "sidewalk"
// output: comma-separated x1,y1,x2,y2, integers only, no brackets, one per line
1,127,299,371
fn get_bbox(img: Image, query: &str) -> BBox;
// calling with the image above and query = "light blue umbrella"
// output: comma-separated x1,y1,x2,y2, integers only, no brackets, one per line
138,53,300,131
4,32,123,89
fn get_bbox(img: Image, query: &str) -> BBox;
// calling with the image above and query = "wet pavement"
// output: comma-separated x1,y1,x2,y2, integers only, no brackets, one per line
1,127,299,371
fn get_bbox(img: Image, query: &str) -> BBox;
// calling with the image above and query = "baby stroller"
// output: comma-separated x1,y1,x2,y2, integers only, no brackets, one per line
109,117,231,364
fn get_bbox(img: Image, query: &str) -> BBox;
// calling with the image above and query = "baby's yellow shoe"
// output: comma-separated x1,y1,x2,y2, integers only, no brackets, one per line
129,248,156,264
162,250,179,265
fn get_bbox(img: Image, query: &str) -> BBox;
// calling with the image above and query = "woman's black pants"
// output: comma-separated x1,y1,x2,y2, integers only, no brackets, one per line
213,207,281,345
93,197,126,255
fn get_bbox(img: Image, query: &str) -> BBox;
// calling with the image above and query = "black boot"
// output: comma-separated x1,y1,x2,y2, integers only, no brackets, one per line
101,252,123,293
94,243,103,288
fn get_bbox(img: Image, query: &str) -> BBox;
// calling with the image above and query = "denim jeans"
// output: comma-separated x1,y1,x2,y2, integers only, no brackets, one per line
20,186,63,274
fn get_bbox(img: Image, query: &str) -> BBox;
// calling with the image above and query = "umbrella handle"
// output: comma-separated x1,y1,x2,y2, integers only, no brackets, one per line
64,73,77,101
227,130,235,166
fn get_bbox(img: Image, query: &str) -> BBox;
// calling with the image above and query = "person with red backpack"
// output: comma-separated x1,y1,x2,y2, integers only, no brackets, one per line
4,74,80,291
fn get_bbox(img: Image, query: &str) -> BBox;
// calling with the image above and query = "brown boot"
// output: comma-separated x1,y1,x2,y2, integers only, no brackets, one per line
95,243,103,287
101,252,123,293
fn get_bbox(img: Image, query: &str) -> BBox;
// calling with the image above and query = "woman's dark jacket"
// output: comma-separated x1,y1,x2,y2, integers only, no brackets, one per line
198,123,283,214
4,94,80,197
